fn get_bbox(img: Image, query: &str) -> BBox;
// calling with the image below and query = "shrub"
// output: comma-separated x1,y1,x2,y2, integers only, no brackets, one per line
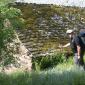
0,3,24,67
32,53,66,70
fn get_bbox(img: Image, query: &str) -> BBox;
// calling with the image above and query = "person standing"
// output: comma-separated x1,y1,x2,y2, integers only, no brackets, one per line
63,29,85,69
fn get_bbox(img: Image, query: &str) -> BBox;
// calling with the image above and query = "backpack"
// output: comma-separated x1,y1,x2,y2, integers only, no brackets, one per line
79,29,85,45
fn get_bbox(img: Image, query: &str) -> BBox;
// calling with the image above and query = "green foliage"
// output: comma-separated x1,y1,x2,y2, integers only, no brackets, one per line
0,56,84,85
0,65,85,85
0,3,23,67
32,53,66,70
0,27,15,66
0,5,24,28
0,0,15,5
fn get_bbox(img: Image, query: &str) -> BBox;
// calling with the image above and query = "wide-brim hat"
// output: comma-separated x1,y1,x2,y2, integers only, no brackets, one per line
66,29,74,34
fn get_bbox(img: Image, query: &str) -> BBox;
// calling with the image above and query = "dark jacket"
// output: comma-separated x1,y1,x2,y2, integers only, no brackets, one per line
70,35,85,53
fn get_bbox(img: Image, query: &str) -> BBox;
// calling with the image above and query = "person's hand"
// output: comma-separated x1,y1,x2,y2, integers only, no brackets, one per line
78,56,80,59
58,44,63,48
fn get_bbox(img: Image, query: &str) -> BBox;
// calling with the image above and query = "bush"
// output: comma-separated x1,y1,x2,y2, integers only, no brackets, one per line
32,53,66,70
0,3,24,67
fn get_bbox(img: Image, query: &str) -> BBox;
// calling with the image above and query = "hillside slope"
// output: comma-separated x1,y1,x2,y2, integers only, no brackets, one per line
12,3,85,56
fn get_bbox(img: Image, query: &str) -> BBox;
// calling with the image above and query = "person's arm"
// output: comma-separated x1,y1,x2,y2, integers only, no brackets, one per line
63,43,70,48
77,45,81,59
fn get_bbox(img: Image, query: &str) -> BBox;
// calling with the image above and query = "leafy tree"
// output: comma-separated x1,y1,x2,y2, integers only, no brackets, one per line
0,0,15,5
0,1,23,67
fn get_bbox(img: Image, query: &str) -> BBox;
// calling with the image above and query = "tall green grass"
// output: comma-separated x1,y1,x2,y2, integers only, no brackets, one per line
0,64,85,85
0,56,85,85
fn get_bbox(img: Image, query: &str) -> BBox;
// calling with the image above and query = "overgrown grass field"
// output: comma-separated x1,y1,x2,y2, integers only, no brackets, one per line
0,57,85,85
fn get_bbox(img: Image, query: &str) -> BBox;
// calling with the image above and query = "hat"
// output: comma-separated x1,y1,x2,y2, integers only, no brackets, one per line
66,29,74,34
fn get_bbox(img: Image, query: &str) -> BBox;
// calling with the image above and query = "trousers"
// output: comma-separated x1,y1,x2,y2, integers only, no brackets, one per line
74,51,85,66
